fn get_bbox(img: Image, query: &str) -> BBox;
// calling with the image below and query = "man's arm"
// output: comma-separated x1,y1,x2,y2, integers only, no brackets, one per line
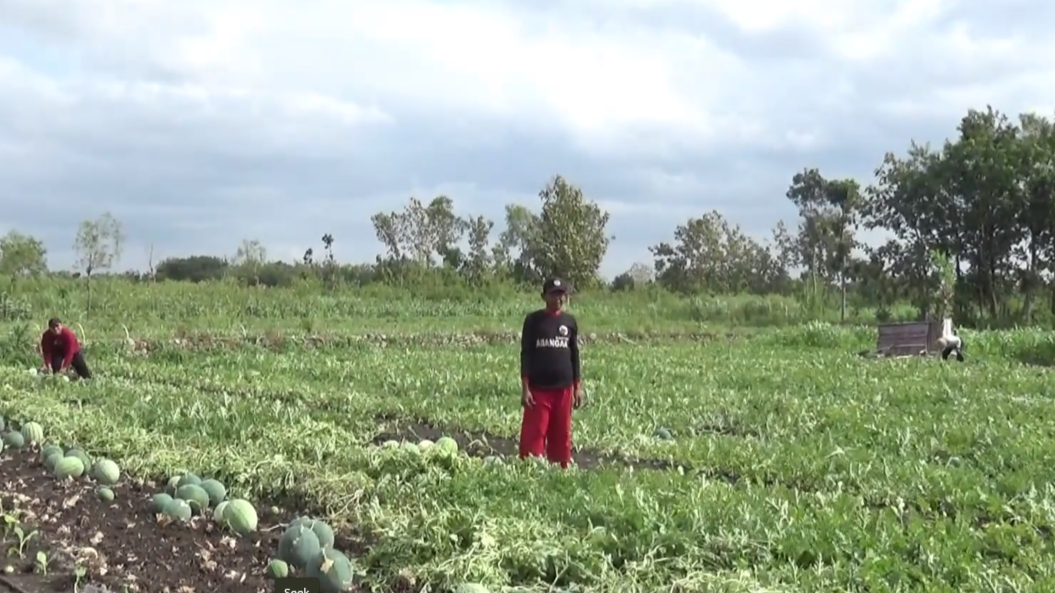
520,313,534,388
570,318,581,389
60,329,78,370
39,334,50,366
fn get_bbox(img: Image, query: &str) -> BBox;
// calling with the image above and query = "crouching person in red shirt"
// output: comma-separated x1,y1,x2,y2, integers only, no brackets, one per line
40,318,93,379
518,278,584,468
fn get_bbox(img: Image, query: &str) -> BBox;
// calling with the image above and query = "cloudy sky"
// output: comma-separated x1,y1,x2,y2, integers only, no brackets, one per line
1,0,1052,276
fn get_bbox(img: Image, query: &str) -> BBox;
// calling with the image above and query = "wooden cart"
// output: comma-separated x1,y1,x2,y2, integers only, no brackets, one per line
874,319,952,358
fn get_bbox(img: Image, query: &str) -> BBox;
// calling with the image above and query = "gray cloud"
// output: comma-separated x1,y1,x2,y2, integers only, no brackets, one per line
1,0,1053,276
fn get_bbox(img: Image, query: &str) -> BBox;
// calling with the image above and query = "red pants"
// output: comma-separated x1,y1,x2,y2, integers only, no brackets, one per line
519,387,573,467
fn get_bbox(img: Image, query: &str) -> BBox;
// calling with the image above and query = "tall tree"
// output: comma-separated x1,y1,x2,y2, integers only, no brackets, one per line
1015,113,1055,320
462,215,495,284
0,230,48,278
650,211,784,294
73,213,125,315
529,175,611,289
493,204,540,283
943,107,1023,319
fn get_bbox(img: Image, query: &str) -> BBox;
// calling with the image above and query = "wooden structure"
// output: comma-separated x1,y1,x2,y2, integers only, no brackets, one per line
875,319,950,357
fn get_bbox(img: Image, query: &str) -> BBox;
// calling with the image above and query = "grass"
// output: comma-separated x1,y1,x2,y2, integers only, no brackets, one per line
0,276,922,338
1,298,1054,592
2,279,1055,591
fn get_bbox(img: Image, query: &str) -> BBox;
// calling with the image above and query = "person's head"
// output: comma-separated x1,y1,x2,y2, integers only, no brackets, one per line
541,278,570,311
47,318,62,335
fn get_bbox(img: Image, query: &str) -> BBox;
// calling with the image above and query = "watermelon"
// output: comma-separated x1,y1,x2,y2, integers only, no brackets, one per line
40,444,62,463
305,548,355,593
148,493,173,514
91,459,121,485
95,487,115,502
223,499,258,535
53,456,85,479
162,498,192,522
165,476,181,495
266,559,289,579
435,436,458,455
653,427,673,440
290,517,334,550
310,521,335,550
175,473,202,489
418,439,435,452
65,448,91,468
381,440,399,449
175,484,210,514
278,525,322,569
20,422,43,445
199,479,227,506
3,432,24,449
43,452,63,471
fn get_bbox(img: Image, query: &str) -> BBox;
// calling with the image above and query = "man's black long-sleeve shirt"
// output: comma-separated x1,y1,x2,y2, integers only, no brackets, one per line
520,309,580,390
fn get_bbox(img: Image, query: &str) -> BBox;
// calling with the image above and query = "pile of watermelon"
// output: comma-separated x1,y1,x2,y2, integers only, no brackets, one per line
268,516,356,593
378,435,460,457
147,473,258,536
1,418,126,502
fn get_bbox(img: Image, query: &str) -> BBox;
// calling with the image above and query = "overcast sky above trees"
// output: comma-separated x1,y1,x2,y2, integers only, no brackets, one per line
1,0,1052,275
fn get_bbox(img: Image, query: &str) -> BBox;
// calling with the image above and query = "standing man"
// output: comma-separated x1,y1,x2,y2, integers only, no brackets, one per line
519,278,583,468
40,318,93,379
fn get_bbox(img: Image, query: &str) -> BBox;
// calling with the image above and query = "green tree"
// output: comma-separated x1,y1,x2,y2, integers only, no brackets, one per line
493,204,540,283
527,175,611,289
650,211,784,294
1015,112,1055,320
156,255,228,283
942,107,1023,321
0,230,48,278
233,239,267,285
462,215,495,284
73,213,125,315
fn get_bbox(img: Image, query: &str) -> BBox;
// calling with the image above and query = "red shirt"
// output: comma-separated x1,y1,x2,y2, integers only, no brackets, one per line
41,328,80,369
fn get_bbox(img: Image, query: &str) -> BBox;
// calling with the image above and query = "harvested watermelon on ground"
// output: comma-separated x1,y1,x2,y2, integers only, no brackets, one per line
435,436,459,455
305,548,355,593
91,459,121,485
222,499,258,535
161,499,192,523
20,422,43,445
175,473,201,489
96,486,115,502
40,444,61,463
65,448,91,468
199,479,226,506
3,432,24,449
291,517,335,549
53,456,85,479
266,559,289,579
164,476,181,495
212,501,230,524
149,493,173,514
278,525,322,569
43,451,63,471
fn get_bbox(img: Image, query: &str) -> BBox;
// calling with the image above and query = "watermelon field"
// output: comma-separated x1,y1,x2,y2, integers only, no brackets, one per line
1,282,1055,592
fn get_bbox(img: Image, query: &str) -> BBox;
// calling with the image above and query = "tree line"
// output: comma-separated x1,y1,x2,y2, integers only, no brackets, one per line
2,104,1054,327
